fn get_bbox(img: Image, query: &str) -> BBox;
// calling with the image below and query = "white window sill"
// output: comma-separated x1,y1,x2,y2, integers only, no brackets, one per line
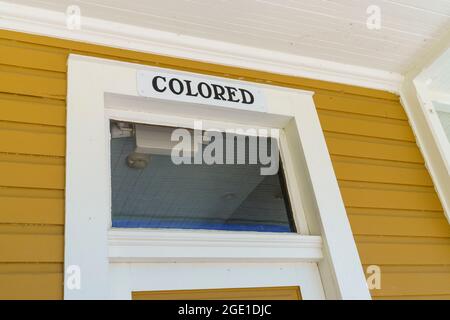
108,229,323,263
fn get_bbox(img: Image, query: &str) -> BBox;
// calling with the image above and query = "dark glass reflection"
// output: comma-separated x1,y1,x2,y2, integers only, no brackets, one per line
110,121,296,233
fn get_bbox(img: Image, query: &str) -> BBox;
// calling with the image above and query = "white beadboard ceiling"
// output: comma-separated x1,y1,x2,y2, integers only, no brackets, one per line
7,0,450,76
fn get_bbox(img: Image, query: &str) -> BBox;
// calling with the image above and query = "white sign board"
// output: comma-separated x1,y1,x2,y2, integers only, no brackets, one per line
137,70,267,112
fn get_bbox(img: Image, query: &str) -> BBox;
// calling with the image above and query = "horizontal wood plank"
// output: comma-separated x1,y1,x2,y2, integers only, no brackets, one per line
349,213,450,238
0,186,64,225
133,286,302,300
356,236,450,265
318,110,414,141
0,195,64,225
332,157,433,186
366,265,450,297
0,38,67,72
340,184,442,211
0,225,63,262
0,123,65,156
0,160,64,190
0,271,63,299
0,65,65,100
314,93,406,120
0,93,65,126
325,133,424,163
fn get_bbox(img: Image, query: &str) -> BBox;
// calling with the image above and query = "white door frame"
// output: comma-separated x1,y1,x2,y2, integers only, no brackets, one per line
65,54,370,300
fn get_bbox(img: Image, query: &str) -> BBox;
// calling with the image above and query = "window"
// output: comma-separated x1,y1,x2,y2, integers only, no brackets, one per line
433,101,450,144
110,120,296,233
413,47,450,181
65,55,370,299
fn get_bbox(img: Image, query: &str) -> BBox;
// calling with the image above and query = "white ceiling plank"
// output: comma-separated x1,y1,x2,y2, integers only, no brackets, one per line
6,0,450,78
0,0,405,92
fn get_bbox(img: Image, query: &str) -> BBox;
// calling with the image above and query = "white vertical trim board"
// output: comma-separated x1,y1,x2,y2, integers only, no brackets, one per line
416,85,450,177
399,42,450,223
286,96,370,299
65,54,370,300
399,80,450,223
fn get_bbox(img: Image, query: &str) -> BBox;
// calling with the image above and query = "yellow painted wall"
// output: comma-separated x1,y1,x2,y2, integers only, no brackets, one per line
132,286,302,300
0,30,448,300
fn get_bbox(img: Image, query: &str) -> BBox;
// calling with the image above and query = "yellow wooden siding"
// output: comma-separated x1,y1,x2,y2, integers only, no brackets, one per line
0,29,448,300
316,101,450,299
0,93,65,127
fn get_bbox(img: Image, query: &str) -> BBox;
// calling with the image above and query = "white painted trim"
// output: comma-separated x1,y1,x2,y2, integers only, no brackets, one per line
108,229,323,263
278,130,310,235
416,84,450,177
0,1,402,93
110,263,325,300
399,81,450,223
65,54,370,300
287,92,370,300
399,40,450,223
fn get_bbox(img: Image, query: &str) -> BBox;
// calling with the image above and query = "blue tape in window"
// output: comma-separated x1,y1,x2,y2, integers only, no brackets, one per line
112,219,290,233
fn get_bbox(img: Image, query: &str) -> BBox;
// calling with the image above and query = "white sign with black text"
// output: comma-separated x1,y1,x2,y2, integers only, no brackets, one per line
137,69,267,112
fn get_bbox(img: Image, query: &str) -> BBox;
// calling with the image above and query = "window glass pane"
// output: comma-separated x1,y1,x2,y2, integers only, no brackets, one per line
434,101,450,143
110,120,296,233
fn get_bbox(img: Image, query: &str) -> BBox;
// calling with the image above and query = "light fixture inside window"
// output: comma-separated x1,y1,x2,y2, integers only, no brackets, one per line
126,152,151,169
135,124,198,156
112,122,201,169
